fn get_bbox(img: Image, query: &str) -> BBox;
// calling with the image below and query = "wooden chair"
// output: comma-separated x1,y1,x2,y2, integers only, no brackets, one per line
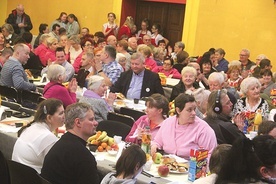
7,160,42,184
120,107,146,121
107,112,135,127
97,120,131,140
0,85,20,103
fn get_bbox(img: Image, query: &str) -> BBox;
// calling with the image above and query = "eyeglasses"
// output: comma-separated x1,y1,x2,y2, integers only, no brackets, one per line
85,44,92,47
239,54,248,57
163,63,171,66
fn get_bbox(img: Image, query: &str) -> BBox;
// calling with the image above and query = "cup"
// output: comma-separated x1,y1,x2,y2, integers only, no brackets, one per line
249,131,257,139
134,98,139,104
114,135,122,144
144,160,153,171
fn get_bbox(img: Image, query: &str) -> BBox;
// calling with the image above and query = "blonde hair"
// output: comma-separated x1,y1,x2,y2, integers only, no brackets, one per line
124,16,134,29
137,44,152,57
46,37,58,47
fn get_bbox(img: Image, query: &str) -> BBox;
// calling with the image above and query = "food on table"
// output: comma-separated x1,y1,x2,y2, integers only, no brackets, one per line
168,100,175,116
116,93,126,100
87,131,119,152
152,152,162,164
158,165,169,177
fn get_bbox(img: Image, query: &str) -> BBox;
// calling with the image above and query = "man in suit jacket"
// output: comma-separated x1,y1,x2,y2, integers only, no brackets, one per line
110,52,164,99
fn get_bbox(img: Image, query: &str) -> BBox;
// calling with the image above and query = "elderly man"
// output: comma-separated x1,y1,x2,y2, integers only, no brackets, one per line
6,4,33,35
106,35,117,48
204,90,245,145
95,45,123,86
0,43,36,91
142,34,154,50
239,48,255,78
208,72,239,106
127,37,137,55
110,52,164,99
41,47,74,82
41,103,100,184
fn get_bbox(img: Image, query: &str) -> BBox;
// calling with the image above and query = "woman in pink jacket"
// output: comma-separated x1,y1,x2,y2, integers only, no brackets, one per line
125,94,169,144
152,58,182,79
151,93,217,160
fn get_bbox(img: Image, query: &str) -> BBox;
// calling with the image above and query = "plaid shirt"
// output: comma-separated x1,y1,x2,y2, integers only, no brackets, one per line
102,60,123,84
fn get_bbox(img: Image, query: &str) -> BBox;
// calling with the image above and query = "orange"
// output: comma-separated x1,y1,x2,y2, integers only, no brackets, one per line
101,142,107,149
98,146,104,152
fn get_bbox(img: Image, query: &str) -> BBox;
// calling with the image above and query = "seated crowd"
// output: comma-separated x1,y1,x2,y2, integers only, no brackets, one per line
1,4,276,184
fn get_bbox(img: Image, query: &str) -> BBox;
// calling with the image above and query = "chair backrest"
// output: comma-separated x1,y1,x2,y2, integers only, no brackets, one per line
120,107,146,121
0,85,20,103
1,100,22,111
107,112,135,127
0,150,10,184
97,120,131,140
7,160,41,184
21,90,43,109
18,106,36,116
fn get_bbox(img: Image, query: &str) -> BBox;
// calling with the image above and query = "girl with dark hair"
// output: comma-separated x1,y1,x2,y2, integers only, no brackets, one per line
137,18,151,45
125,93,169,143
103,12,118,38
51,12,68,30
150,23,169,47
67,14,80,38
12,99,64,173
101,145,146,184
216,136,276,184
151,93,217,160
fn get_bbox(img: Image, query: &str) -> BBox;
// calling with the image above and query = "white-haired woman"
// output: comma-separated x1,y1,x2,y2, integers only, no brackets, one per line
43,64,77,108
170,66,200,101
79,75,116,122
233,77,269,130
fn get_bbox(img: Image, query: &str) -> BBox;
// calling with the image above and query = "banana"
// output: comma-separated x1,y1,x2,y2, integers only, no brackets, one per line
97,131,107,141
108,137,114,146
87,134,97,142
101,136,109,143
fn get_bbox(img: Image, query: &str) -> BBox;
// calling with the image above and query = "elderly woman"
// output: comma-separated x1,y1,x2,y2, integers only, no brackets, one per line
227,61,243,91
137,44,157,70
43,64,77,108
79,75,116,122
1,23,18,47
152,57,181,79
170,66,200,101
233,77,269,130
151,93,217,160
199,56,216,80
12,99,64,173
260,69,276,96
125,94,169,144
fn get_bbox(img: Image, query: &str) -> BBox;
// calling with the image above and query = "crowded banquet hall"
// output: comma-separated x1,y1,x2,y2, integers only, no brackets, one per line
0,0,276,184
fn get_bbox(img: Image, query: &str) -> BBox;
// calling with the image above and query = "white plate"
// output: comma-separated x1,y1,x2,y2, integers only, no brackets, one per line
107,150,118,156
169,170,188,174
164,154,188,163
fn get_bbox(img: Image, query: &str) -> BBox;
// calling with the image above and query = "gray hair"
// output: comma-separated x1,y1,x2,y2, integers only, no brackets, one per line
241,48,250,56
68,35,80,44
65,102,93,130
47,64,65,81
85,52,94,60
104,45,117,59
240,77,261,96
87,75,104,91
208,72,225,84
175,41,185,50
1,23,14,34
131,52,145,64
181,66,197,77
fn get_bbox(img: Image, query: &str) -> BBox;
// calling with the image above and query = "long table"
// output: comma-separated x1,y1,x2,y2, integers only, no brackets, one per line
0,120,191,184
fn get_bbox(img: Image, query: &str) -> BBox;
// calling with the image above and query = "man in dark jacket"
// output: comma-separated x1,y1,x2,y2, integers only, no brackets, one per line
6,4,33,35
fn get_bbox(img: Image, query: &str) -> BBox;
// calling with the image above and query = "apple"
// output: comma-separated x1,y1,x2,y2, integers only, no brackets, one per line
152,152,162,164
158,165,169,177
111,144,119,151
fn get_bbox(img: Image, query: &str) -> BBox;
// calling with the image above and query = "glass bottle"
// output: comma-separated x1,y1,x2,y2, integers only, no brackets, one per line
141,126,151,154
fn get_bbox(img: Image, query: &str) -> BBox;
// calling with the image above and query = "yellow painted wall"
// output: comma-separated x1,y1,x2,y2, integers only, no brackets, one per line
0,0,8,24
5,0,122,35
184,0,276,69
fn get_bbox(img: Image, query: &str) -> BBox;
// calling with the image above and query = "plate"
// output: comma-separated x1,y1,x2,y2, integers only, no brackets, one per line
107,150,118,156
169,169,188,174
115,100,126,107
